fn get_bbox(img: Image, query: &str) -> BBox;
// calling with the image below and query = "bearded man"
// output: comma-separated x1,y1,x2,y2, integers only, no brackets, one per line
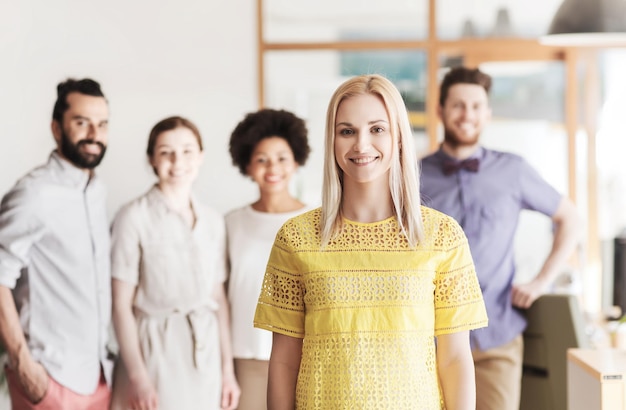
0,78,112,410
420,66,580,410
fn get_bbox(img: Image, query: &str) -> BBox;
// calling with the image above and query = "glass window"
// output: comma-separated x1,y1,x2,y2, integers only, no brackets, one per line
263,0,428,42
437,0,563,40
597,50,626,240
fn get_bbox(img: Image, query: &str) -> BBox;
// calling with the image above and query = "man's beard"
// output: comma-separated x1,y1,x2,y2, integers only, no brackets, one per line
443,128,480,149
59,129,107,170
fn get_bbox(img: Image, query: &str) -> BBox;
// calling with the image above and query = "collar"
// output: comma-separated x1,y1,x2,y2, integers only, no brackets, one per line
48,150,93,190
145,185,203,221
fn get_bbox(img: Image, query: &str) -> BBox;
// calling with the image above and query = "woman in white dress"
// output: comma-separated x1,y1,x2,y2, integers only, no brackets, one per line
110,116,240,410
225,109,311,410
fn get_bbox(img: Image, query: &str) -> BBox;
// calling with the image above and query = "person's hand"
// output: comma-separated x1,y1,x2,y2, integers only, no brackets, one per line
220,372,240,410
511,278,548,309
16,360,48,404
127,375,159,410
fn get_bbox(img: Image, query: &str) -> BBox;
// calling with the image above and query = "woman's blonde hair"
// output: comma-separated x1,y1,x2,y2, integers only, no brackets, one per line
321,74,424,247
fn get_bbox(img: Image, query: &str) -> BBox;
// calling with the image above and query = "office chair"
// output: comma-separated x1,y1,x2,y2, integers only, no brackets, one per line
519,293,590,410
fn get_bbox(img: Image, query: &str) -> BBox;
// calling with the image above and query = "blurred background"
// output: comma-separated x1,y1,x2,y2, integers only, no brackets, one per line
2,3,626,400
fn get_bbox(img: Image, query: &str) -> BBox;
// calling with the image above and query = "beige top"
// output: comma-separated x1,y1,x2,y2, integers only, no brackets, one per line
109,186,226,409
111,185,226,316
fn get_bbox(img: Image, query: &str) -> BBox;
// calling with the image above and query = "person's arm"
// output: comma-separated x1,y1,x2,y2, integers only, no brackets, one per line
214,283,240,410
267,333,302,410
512,196,581,308
437,331,475,410
0,188,48,403
0,285,48,402
111,278,159,410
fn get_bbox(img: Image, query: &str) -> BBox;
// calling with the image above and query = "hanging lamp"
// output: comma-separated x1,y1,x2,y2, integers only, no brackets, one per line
540,0,626,46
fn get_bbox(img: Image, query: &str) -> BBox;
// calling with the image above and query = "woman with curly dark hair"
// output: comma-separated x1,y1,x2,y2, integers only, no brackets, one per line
225,108,311,410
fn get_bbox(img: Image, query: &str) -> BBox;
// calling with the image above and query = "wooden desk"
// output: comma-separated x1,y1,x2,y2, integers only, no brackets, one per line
567,348,626,410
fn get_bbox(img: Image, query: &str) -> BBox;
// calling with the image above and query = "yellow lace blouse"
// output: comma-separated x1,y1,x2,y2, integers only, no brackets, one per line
254,207,488,409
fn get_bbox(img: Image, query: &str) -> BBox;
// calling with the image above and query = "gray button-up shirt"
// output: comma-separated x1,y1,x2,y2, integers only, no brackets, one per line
420,146,561,351
0,151,111,394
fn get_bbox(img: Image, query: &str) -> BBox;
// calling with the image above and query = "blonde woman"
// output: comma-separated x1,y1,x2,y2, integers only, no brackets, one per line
254,75,488,409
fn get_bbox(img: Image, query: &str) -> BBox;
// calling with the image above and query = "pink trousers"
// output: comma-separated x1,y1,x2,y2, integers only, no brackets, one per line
5,366,110,410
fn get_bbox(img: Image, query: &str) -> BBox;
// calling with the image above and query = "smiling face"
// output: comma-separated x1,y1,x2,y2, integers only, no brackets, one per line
149,126,204,189
334,93,394,187
439,83,491,148
246,136,298,195
52,92,109,170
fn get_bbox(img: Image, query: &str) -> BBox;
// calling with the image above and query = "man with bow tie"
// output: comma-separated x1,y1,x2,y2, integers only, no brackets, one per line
420,66,580,410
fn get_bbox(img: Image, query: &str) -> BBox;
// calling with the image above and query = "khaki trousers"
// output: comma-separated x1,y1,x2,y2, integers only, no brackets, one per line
472,335,523,410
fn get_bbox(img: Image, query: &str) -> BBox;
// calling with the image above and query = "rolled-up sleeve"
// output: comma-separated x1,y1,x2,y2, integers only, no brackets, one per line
0,188,44,288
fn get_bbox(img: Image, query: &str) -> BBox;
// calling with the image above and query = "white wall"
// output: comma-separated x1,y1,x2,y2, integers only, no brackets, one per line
0,0,258,404
0,0,259,218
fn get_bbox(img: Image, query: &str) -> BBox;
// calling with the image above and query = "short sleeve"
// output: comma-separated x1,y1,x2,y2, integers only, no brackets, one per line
253,224,305,338
434,217,488,336
0,187,44,288
212,214,228,284
518,158,562,216
110,204,141,285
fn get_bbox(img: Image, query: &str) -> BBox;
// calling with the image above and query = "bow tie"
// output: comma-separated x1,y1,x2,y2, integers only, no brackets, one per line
442,158,480,175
